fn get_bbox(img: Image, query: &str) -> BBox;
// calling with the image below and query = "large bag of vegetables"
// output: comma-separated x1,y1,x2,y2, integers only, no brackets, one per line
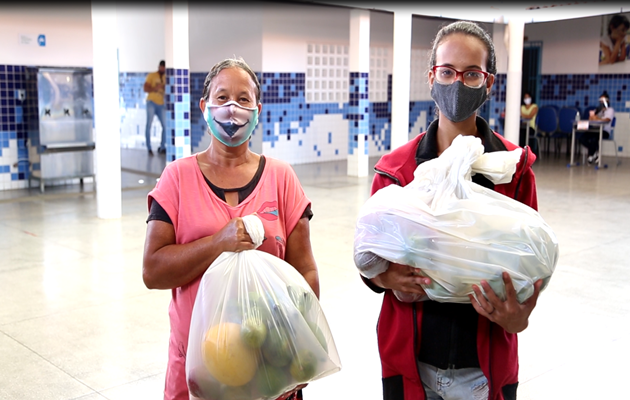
354,134,559,304
187,215,341,400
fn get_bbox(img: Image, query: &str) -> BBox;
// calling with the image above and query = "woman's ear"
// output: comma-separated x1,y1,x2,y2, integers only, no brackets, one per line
199,98,206,114
486,74,495,95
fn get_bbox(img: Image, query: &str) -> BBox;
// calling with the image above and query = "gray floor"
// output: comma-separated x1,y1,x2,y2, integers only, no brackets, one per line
1,149,629,399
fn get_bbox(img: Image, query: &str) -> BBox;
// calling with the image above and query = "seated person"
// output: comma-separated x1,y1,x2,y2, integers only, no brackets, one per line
580,91,614,164
520,91,539,155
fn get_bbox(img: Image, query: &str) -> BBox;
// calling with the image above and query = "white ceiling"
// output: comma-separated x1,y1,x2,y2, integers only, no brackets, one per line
295,1,630,23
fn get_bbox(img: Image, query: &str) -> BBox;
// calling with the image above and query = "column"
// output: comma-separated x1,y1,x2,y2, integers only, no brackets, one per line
504,17,525,145
164,1,191,162
347,9,370,177
390,10,412,151
91,3,121,219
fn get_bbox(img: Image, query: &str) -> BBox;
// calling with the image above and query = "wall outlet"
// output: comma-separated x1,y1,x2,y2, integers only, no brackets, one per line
15,89,26,101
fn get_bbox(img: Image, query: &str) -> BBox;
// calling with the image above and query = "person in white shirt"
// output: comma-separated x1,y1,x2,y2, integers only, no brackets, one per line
580,91,614,164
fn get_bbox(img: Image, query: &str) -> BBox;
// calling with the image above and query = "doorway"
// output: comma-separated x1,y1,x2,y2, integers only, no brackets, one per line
522,41,543,103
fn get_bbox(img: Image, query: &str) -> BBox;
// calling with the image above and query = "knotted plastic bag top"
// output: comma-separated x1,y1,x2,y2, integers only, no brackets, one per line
242,214,265,248
407,134,522,210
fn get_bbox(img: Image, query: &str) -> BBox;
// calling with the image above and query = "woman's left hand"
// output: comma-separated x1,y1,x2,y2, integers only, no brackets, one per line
469,271,543,333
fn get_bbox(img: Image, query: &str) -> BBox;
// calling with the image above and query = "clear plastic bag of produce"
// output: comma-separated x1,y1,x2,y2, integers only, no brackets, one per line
354,135,559,304
187,215,341,400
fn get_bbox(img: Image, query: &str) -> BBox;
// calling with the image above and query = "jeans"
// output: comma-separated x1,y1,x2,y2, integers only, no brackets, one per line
418,361,489,400
145,100,166,151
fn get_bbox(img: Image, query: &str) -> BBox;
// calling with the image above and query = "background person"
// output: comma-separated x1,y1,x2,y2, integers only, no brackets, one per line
520,91,539,156
144,60,167,155
361,21,542,400
580,91,614,164
142,57,318,400
599,14,630,65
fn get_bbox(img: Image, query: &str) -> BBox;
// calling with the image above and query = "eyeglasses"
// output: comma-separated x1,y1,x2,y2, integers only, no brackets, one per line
432,65,490,89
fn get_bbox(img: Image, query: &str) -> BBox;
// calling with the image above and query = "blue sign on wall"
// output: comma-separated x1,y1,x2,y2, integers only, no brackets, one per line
37,34,46,47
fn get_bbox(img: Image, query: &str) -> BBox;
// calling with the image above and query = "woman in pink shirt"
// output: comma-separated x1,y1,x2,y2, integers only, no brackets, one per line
142,57,318,400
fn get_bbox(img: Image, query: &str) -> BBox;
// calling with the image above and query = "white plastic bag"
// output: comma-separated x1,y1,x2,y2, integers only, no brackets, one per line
187,215,341,400
354,135,559,303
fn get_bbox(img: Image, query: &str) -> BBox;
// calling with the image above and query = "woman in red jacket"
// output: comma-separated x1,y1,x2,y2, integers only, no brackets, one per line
363,21,542,400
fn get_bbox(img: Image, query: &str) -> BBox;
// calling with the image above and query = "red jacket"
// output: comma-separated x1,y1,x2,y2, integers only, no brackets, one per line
368,118,538,400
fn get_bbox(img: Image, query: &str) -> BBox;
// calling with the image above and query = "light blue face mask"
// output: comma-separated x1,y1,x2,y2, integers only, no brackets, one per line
204,100,259,147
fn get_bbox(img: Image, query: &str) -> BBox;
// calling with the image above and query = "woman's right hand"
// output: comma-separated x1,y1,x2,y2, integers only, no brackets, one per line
211,217,257,253
370,262,431,296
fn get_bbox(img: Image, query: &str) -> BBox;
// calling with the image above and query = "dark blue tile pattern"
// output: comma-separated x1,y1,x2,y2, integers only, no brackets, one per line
0,64,31,186
165,68,191,162
348,72,369,155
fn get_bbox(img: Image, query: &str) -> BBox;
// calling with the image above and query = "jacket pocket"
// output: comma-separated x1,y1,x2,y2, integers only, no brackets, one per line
383,375,404,400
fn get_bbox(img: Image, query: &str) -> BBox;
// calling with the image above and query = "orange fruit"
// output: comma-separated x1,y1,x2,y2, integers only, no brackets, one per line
202,322,258,387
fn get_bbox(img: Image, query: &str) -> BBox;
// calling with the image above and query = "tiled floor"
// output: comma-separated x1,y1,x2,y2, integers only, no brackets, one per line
1,149,629,399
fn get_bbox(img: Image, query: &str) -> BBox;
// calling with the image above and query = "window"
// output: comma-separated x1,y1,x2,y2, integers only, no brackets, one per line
306,42,349,103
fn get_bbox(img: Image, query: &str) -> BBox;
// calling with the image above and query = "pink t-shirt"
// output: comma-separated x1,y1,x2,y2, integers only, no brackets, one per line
147,154,311,400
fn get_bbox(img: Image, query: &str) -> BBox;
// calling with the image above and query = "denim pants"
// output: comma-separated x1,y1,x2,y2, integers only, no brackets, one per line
417,361,490,400
145,100,166,151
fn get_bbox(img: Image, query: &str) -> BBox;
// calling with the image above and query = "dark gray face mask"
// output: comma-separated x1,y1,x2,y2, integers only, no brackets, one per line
431,81,488,123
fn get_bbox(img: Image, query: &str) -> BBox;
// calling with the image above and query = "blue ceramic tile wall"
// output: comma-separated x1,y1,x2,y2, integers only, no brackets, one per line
119,72,146,110
190,72,206,151
538,73,630,114
258,72,342,159
348,72,369,155
489,73,507,135
409,101,437,136
370,100,391,152
165,68,191,162
0,65,30,187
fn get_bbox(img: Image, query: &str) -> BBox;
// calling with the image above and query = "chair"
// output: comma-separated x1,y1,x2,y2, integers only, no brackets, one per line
604,116,621,166
551,107,579,157
548,105,561,114
535,106,559,153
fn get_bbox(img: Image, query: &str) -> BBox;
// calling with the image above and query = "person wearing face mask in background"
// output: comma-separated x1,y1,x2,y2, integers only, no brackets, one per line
360,21,541,400
599,14,630,65
142,57,318,400
144,60,167,155
580,91,614,164
519,91,539,157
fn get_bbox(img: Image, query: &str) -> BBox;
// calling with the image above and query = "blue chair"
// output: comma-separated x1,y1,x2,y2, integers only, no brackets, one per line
551,107,579,156
604,116,621,166
548,105,561,114
535,106,559,154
